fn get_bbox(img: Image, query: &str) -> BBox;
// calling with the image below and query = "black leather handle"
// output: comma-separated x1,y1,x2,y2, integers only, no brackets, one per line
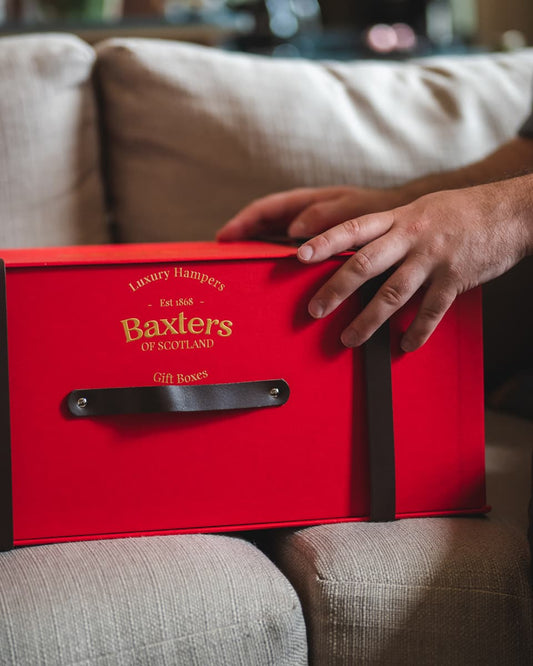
67,379,290,417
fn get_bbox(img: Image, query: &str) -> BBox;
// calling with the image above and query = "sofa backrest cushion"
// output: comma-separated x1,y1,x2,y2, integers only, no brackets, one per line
0,34,109,248
96,38,533,242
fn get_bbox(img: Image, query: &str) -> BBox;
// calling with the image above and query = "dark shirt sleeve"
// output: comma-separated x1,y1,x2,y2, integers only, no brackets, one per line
519,109,533,138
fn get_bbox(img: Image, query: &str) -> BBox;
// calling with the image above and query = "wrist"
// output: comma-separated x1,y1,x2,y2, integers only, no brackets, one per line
495,174,533,257
519,175,533,255
385,177,442,207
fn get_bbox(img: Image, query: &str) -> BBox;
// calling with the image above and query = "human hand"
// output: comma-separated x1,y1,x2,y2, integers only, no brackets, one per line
216,186,408,242
297,177,533,352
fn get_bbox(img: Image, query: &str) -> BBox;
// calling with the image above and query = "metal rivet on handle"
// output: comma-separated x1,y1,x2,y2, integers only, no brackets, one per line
77,397,88,408
269,387,280,398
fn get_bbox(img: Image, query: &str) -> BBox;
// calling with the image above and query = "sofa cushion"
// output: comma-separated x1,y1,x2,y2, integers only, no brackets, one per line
270,518,532,665
0,533,307,665
268,411,533,665
0,34,109,247
95,39,533,242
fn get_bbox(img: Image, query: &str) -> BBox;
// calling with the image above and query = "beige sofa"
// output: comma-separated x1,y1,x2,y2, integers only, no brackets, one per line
0,33,532,665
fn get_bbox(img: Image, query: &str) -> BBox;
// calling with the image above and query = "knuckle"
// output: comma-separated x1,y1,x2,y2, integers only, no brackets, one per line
425,237,447,260
313,232,334,253
321,283,343,304
415,284,456,327
348,251,373,276
418,302,446,323
406,217,427,238
341,217,361,238
444,264,463,284
378,282,408,308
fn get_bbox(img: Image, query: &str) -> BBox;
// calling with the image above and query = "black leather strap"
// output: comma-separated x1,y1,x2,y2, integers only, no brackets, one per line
0,260,13,551
361,275,396,522
67,379,290,417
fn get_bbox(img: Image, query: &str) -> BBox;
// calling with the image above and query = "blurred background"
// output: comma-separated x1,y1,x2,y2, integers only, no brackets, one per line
0,0,532,57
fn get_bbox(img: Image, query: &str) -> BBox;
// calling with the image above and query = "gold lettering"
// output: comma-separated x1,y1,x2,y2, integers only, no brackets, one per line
188,317,205,334
178,312,187,334
217,320,233,337
144,320,161,338
121,317,143,342
120,315,233,342
205,318,219,334
161,318,179,335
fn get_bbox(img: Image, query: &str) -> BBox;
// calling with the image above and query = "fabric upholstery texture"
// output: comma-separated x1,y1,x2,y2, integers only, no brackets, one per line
1,33,532,666
95,39,533,243
0,34,109,247
270,518,532,666
268,410,533,665
0,534,307,666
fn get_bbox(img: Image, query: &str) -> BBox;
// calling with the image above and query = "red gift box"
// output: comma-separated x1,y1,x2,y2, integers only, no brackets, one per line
0,241,487,549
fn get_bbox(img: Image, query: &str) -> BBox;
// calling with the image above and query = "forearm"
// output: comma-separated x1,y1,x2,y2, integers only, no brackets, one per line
393,136,533,204
217,136,533,243
501,172,533,256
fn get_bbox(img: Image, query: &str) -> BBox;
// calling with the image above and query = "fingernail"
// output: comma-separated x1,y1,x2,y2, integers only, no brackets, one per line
309,299,325,318
298,245,313,262
341,330,360,347
400,336,414,352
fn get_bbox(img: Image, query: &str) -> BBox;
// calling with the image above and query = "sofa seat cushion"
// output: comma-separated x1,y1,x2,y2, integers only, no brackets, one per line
95,39,533,243
0,534,307,666
268,411,533,665
270,517,532,665
0,34,109,247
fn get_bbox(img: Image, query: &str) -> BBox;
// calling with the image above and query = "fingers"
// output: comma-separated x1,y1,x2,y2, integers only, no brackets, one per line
297,211,395,263
339,269,457,352
216,187,343,242
296,208,459,351
399,280,457,352
216,189,314,241
287,193,367,238
341,262,428,347
306,229,411,319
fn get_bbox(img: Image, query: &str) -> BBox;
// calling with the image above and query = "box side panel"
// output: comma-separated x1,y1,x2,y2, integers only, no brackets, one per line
8,257,368,542
390,288,486,514
6,254,486,544
0,261,13,550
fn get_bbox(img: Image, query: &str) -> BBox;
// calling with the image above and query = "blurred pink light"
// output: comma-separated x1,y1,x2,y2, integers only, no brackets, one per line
393,23,417,51
366,22,417,54
366,24,398,53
